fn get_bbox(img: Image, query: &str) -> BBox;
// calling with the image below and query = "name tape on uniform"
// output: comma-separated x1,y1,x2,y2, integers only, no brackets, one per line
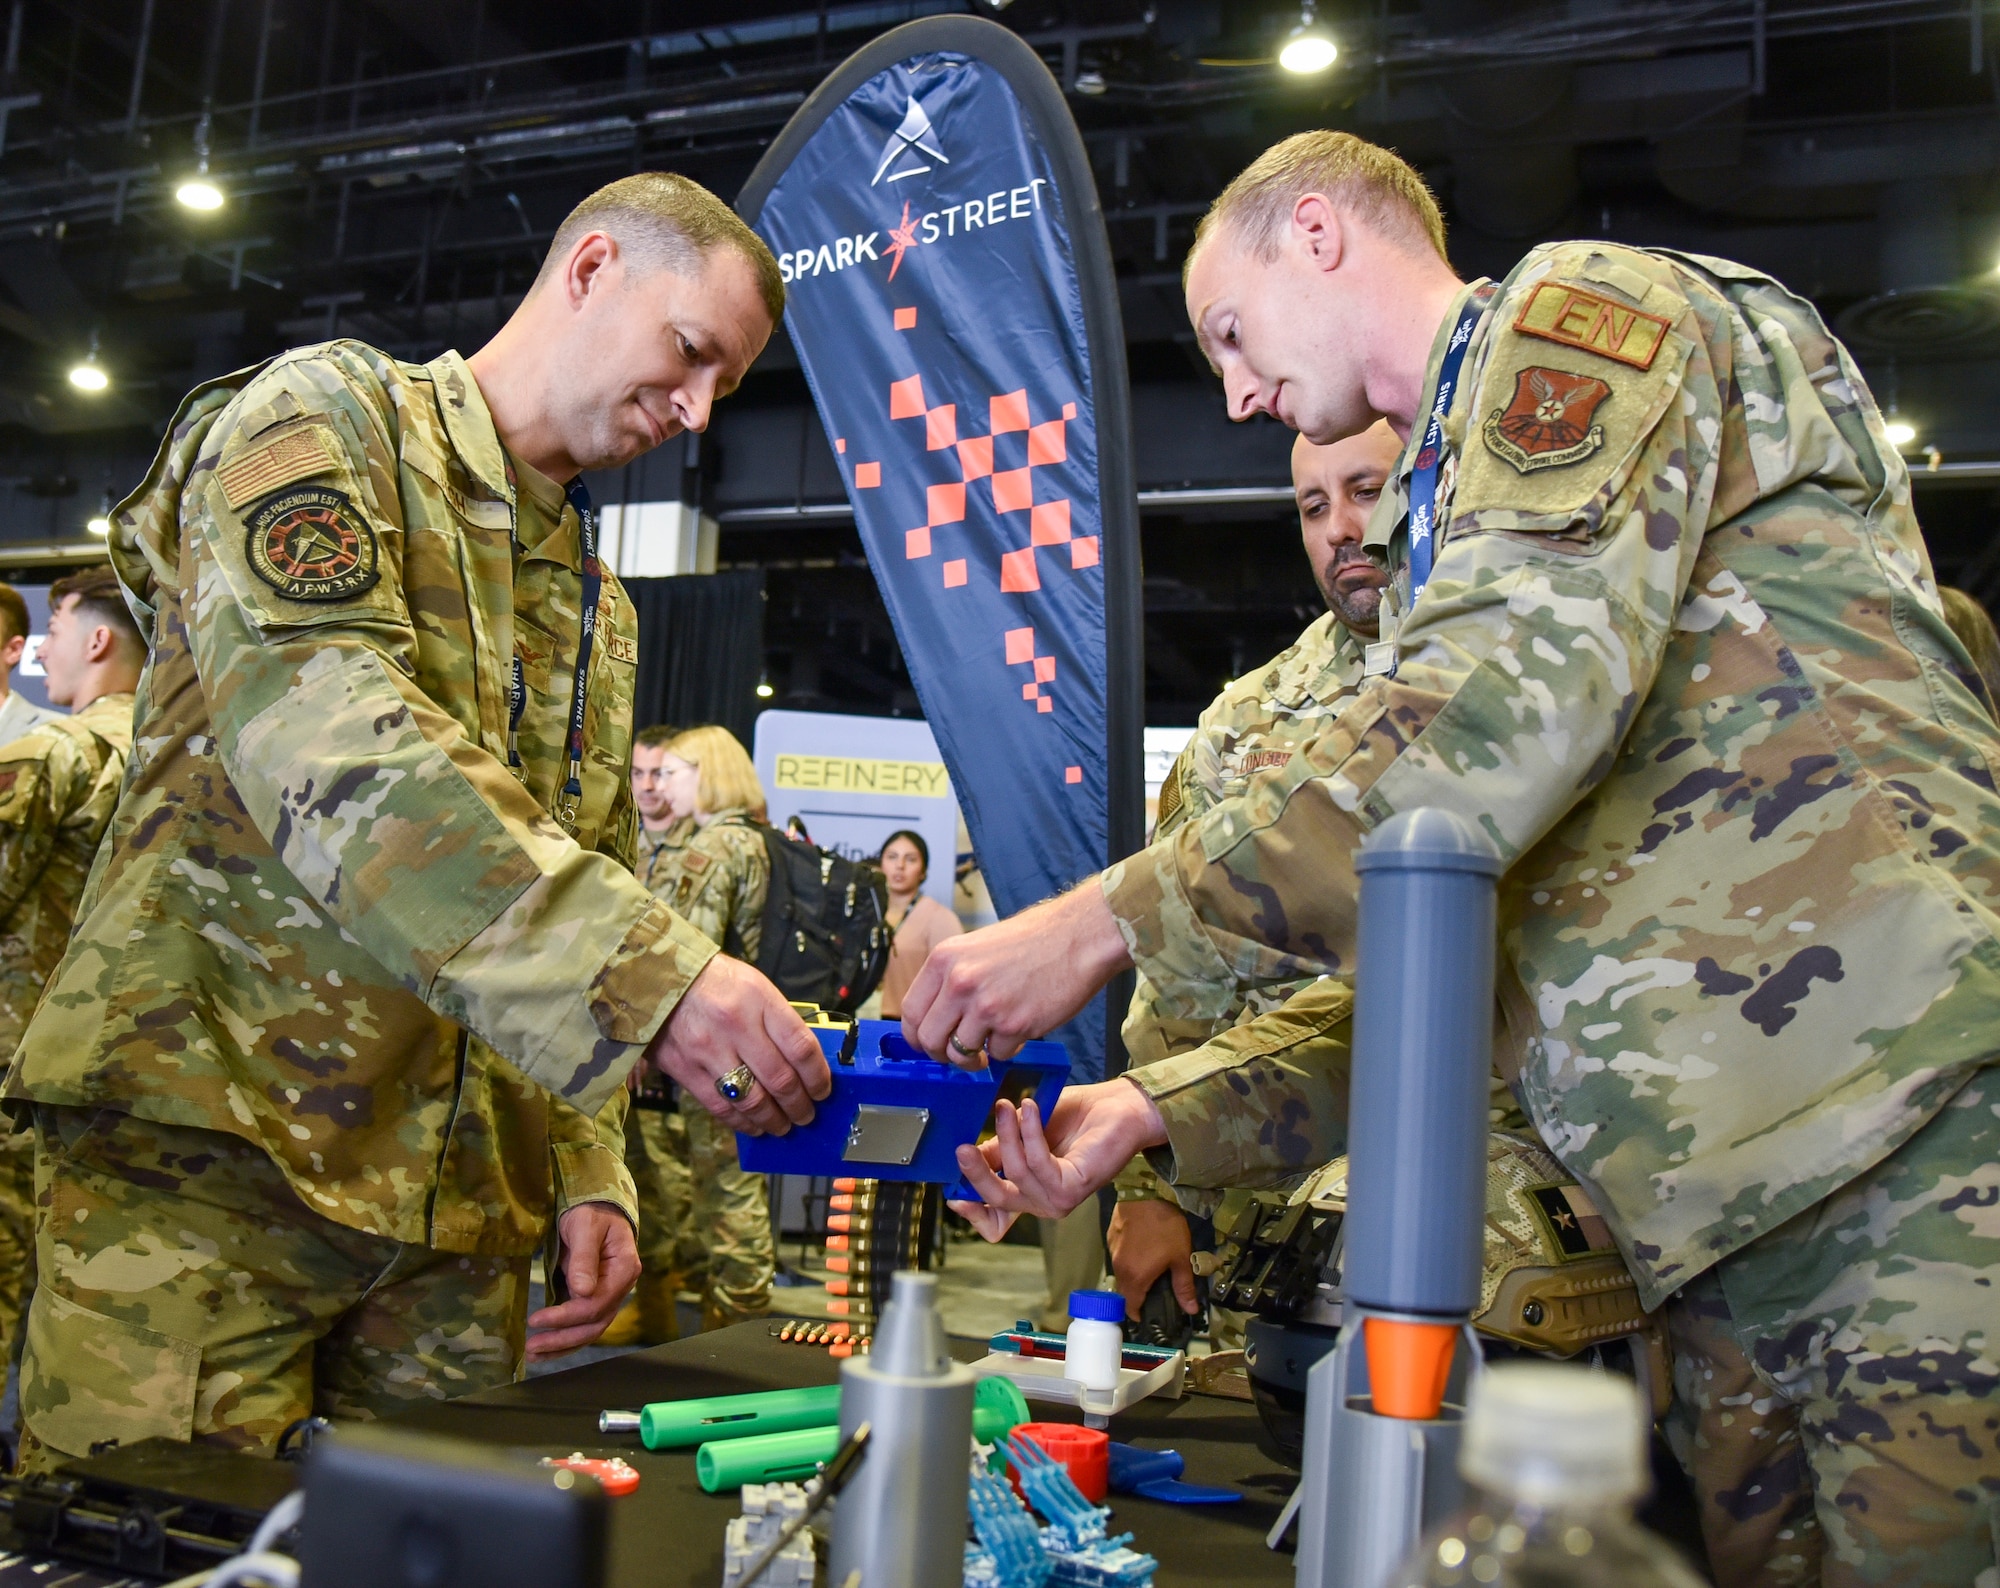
1512,280,1671,370
773,754,949,797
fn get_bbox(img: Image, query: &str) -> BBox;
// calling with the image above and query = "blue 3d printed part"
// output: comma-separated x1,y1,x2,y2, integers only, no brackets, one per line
735,1015,1069,1200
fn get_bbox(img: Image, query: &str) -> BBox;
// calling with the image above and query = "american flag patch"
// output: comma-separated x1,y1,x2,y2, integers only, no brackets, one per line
217,426,339,510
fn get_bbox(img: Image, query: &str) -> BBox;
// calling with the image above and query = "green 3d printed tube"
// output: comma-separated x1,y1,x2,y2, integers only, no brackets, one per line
692,1376,1031,1493
613,1384,843,1451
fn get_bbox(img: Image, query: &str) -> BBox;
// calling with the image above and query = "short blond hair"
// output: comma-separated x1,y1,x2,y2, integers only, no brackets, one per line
535,172,785,323
667,724,767,821
1189,131,1446,284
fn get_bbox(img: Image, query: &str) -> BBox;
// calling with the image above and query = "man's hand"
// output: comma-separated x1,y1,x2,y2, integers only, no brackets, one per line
526,1204,641,1360
649,955,830,1135
947,1079,1169,1240
1108,1197,1201,1321
903,883,1131,1064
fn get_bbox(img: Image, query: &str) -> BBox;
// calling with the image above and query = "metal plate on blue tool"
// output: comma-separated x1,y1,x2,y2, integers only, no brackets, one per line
737,1018,1068,1199
844,1104,931,1165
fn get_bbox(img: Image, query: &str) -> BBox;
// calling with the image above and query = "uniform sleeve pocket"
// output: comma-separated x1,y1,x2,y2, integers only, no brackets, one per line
22,1288,200,1458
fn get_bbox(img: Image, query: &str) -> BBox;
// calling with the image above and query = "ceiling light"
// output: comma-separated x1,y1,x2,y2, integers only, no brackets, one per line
68,332,109,394
1279,5,1338,74
176,174,224,211
177,110,225,211
755,675,775,699
1885,418,1917,447
1073,70,1107,95
86,515,111,537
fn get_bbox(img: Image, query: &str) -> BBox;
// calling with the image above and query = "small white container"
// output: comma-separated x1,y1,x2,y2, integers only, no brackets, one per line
1062,1289,1125,1393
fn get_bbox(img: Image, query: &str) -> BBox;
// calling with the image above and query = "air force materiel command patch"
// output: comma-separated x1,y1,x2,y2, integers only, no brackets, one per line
244,485,381,601
1483,367,1611,474
1512,280,1671,369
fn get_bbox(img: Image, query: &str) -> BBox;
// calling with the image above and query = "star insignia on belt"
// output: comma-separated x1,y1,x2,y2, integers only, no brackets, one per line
244,485,381,602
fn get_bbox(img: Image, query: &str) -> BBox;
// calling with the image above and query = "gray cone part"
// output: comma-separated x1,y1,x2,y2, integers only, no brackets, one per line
829,1270,975,1588
1295,809,1499,1588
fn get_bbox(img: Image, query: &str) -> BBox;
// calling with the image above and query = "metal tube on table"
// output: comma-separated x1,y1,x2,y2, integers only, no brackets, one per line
828,1271,974,1588
1295,808,1501,1588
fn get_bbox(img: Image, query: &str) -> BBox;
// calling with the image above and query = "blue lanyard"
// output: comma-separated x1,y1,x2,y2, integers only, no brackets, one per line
555,479,603,829
1405,296,1486,607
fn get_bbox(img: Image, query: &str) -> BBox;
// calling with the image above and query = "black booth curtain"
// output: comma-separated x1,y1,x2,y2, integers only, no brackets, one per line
624,570,766,745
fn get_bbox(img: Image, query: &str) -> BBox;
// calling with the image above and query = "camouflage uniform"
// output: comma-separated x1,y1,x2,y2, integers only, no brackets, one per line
626,816,703,1340
662,810,776,1328
1113,615,1362,1347
0,693,136,1364
1105,244,2000,1581
4,343,716,1469
0,692,56,752
635,817,692,894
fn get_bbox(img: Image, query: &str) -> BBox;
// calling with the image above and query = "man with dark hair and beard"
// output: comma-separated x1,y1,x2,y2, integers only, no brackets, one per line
1106,421,1404,1330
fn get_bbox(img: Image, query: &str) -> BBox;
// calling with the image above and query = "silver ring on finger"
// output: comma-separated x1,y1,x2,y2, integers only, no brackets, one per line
948,1032,985,1060
715,1063,757,1104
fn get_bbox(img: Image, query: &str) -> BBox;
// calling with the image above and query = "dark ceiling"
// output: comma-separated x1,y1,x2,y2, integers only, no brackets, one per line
4,0,2000,722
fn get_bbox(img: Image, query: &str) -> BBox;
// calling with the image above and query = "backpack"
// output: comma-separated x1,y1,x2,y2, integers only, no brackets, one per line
730,824,891,1013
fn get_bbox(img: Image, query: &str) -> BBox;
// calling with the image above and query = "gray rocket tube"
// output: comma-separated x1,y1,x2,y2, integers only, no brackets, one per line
828,1271,974,1588
1342,807,1501,1317
1294,808,1501,1588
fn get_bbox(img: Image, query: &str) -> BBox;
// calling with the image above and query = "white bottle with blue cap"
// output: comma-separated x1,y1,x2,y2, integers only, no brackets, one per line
1064,1289,1125,1393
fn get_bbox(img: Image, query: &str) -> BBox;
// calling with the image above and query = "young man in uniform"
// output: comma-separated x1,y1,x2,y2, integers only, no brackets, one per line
616,723,704,1343
0,585,54,750
1108,423,1397,1325
3,172,832,1471
0,568,144,1365
913,133,2000,1586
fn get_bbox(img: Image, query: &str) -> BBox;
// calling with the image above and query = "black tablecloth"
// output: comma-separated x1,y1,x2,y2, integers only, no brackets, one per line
389,1324,1298,1588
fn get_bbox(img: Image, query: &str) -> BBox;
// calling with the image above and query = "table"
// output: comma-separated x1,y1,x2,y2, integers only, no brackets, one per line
392,1323,1298,1588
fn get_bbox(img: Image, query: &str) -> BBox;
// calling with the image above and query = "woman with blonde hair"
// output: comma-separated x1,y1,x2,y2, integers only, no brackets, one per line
651,724,775,1330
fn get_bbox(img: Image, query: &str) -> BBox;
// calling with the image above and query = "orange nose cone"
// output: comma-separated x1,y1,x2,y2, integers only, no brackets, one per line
827,1254,850,1274
826,1277,850,1296
1363,1318,1459,1420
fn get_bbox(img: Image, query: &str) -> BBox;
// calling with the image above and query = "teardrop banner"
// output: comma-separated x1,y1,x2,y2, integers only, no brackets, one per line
739,17,1143,1080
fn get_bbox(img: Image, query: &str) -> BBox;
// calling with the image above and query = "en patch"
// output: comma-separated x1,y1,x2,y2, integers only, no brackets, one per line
244,485,381,602
1483,367,1611,475
1513,280,1671,369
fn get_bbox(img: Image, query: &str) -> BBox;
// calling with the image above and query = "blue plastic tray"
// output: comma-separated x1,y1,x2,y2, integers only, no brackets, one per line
735,1016,1068,1201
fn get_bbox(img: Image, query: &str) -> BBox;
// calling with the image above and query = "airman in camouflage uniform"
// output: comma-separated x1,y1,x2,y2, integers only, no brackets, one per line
1111,425,1389,1332
4,174,825,1472
619,730,703,1342
663,803,777,1329
0,567,144,1367
925,134,2000,1585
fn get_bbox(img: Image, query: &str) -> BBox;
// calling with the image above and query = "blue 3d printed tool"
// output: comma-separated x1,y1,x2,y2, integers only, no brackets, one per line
735,1011,1069,1201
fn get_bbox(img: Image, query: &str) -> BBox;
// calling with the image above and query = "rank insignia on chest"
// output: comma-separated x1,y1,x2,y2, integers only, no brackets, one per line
1483,367,1611,475
245,485,382,601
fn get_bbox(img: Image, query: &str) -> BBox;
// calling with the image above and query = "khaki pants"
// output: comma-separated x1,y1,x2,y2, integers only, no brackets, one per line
1663,1064,2000,1588
15,1107,526,1475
